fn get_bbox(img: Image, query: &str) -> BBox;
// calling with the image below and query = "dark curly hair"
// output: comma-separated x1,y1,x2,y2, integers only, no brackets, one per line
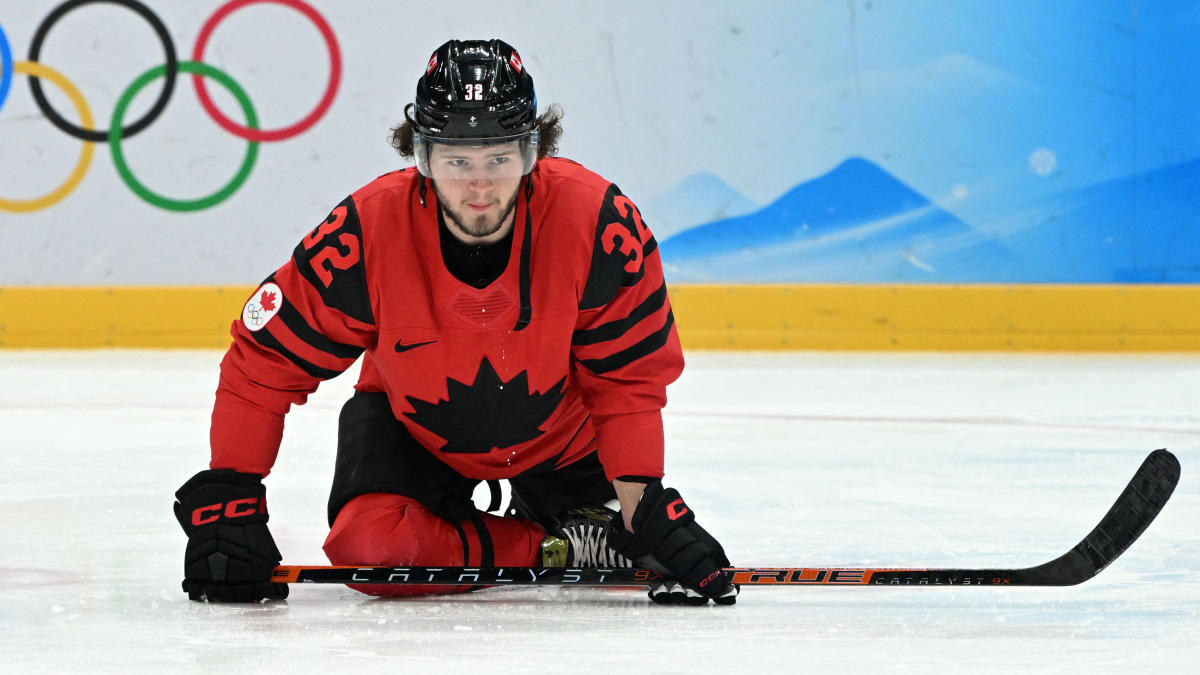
389,103,564,160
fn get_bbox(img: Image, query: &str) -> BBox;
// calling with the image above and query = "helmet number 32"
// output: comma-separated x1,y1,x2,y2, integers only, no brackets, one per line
464,83,484,101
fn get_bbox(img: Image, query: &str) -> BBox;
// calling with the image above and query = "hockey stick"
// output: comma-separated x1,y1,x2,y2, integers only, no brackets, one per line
272,449,1179,587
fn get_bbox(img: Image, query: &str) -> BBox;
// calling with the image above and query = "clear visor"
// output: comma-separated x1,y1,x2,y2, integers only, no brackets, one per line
414,132,538,180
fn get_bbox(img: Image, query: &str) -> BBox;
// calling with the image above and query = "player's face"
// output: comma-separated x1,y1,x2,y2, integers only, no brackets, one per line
429,142,524,244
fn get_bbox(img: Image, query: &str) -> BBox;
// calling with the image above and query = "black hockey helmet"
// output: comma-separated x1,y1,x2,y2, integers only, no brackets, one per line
408,39,539,178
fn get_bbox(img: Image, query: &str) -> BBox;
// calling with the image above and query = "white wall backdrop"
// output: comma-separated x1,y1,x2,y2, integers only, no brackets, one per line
0,0,814,284
3,1,1196,284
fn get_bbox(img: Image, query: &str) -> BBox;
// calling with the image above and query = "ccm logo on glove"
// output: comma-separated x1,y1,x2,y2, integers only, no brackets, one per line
190,497,265,526
666,498,689,520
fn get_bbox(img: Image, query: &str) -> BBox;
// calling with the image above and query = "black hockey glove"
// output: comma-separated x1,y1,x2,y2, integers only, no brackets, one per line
607,481,738,606
173,469,288,602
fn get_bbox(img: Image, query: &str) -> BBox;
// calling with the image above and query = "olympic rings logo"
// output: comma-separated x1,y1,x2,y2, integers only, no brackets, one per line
0,0,341,213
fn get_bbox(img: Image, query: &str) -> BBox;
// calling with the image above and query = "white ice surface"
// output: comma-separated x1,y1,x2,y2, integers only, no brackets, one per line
1,351,1197,674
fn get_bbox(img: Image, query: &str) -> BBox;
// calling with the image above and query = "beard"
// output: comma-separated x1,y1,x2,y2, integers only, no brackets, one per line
432,181,521,240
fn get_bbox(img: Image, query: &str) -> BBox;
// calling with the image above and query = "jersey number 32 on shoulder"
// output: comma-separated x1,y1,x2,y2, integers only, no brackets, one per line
601,195,651,274
302,206,361,287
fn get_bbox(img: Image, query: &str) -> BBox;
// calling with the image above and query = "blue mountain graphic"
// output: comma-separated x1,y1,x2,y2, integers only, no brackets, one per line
997,158,1200,282
659,157,1023,282
639,172,759,241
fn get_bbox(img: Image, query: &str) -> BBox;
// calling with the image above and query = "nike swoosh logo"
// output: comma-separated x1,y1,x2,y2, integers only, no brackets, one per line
394,339,439,353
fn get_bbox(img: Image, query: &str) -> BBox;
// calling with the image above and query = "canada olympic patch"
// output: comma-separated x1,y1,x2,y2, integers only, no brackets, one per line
242,283,283,332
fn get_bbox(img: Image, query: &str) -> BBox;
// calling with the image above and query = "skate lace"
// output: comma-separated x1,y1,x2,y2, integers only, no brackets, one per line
563,523,633,568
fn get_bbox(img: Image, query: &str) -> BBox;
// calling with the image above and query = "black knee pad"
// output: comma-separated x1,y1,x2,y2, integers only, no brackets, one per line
327,391,478,526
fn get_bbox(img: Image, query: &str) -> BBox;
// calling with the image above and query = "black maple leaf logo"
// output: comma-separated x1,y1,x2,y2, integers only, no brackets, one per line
404,358,567,453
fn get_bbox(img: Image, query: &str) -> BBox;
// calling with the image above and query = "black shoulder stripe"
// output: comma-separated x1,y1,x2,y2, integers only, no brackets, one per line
250,327,344,380
571,282,667,346
277,300,364,360
578,310,675,375
579,184,656,310
294,197,374,325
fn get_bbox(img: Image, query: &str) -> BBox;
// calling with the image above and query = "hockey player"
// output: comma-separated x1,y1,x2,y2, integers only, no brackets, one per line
173,39,737,606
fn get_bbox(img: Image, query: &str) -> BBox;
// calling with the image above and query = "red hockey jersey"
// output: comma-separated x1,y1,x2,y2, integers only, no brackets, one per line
209,158,683,482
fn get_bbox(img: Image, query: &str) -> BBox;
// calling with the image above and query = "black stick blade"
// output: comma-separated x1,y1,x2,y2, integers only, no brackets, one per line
1014,448,1181,585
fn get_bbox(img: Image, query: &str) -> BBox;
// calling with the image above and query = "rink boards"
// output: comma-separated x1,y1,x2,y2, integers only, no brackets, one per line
2,284,1199,350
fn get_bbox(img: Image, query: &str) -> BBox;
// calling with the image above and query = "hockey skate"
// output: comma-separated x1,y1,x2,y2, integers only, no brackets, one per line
540,501,634,568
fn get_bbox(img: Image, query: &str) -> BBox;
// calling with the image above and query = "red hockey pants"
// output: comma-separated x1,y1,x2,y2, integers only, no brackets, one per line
322,492,545,597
